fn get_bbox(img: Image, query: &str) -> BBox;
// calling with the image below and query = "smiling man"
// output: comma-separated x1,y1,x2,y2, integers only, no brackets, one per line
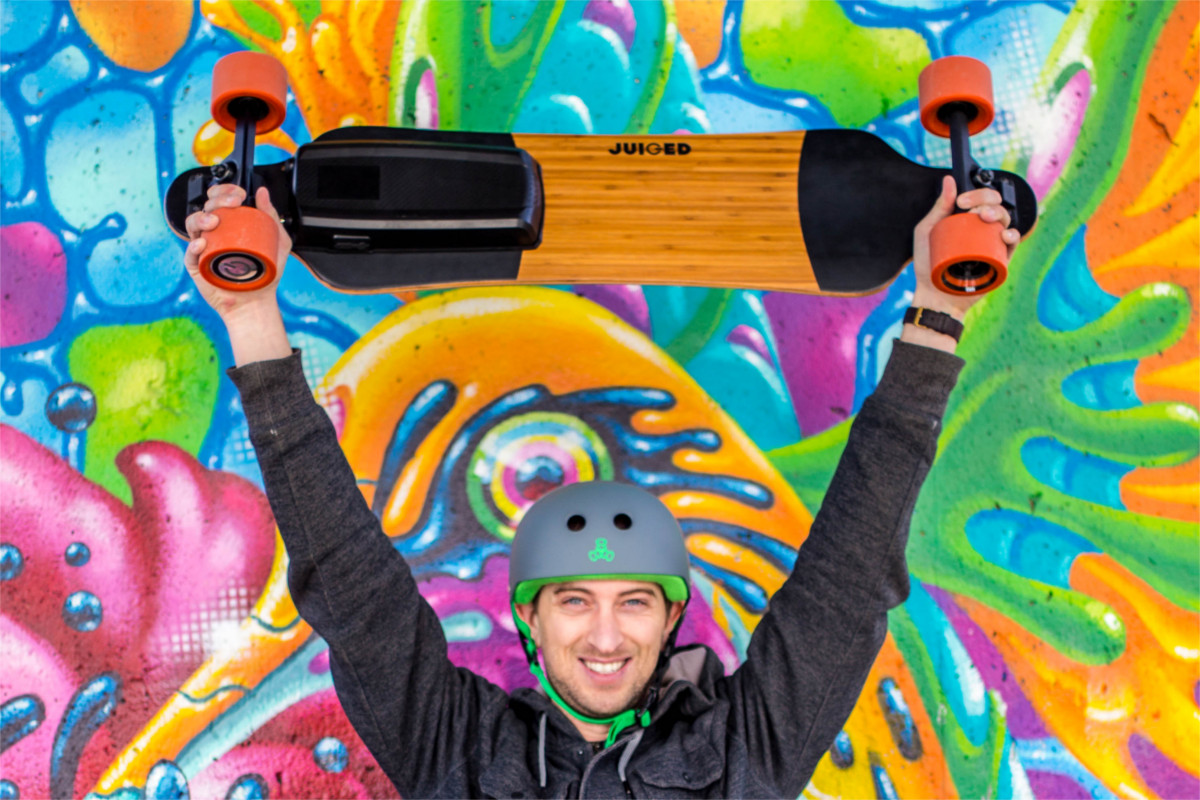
509,480,692,759
184,174,1019,797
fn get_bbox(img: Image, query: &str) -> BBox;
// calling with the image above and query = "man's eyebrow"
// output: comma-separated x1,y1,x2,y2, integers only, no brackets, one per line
549,585,657,597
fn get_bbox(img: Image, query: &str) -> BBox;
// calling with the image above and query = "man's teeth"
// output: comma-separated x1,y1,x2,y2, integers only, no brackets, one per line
584,660,625,674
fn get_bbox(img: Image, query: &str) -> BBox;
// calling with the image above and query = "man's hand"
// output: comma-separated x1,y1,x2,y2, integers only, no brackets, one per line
183,183,293,365
904,175,1020,352
183,183,292,317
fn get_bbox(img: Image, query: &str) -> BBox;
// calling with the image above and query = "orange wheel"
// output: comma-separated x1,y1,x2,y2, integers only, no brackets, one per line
919,56,994,138
198,206,279,292
930,212,1008,295
211,52,288,134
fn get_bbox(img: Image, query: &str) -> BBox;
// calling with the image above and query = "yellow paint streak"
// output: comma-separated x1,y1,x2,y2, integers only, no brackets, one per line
93,530,309,794
201,0,401,135
707,580,762,640
805,633,958,799
1138,357,1200,392
193,119,298,166
1093,213,1199,275
956,553,1200,795
1086,5,1198,411
1125,26,1200,216
1122,478,1199,505
1120,460,1200,520
254,529,302,627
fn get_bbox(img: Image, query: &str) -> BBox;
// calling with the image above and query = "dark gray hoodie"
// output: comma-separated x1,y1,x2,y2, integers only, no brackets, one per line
229,339,962,798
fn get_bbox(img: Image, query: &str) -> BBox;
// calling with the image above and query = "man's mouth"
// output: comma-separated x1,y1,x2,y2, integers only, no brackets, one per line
582,659,628,676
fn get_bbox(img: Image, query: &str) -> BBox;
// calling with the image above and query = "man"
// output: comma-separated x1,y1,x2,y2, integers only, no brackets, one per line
185,176,1017,798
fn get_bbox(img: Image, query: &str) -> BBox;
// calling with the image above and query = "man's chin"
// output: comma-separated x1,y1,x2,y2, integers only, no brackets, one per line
550,676,642,721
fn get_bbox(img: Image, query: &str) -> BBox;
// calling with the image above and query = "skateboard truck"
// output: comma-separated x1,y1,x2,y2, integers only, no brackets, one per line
919,56,1013,295
192,52,289,292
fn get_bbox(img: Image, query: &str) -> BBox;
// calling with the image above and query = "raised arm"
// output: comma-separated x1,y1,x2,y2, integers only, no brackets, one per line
723,177,1018,795
184,187,508,796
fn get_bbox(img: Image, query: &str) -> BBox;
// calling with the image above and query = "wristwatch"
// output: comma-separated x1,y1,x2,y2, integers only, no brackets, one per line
904,307,964,342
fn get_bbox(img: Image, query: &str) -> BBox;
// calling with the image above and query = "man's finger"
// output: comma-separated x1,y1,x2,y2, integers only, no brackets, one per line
204,184,246,213
184,237,205,271
972,203,1012,229
956,188,1003,209
184,211,218,239
917,175,957,232
255,186,280,223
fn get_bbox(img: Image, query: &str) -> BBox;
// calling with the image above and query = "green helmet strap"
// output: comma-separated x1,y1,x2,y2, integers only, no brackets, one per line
512,601,655,748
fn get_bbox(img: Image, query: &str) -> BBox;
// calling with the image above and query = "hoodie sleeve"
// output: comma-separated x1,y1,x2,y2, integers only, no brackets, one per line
228,351,509,797
722,339,963,796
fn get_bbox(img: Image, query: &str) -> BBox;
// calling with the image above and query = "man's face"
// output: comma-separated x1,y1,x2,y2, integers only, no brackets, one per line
517,580,685,720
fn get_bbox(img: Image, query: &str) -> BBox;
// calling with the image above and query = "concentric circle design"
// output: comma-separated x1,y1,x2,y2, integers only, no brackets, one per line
467,412,613,541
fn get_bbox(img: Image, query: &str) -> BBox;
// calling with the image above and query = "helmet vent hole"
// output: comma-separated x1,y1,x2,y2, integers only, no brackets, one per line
613,513,632,530
567,514,586,531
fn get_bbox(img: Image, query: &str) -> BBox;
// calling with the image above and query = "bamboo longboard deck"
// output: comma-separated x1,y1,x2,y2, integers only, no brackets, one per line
165,127,1037,296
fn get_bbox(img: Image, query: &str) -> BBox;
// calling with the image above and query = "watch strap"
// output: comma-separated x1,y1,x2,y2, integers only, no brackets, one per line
904,307,964,342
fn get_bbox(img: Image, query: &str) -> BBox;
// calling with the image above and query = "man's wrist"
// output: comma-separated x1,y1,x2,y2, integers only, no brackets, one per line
909,290,968,321
224,299,292,366
900,321,959,353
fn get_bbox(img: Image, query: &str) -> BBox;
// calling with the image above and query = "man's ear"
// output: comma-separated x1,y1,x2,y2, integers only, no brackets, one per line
663,600,685,644
515,602,540,646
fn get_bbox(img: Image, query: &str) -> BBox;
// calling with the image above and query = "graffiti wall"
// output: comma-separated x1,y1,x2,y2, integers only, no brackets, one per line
1,1,1196,798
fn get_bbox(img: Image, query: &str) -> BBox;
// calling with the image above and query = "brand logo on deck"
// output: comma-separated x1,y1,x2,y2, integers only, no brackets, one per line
607,142,692,156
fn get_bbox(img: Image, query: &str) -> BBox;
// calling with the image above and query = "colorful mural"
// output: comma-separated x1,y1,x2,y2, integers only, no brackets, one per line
1,1,1196,798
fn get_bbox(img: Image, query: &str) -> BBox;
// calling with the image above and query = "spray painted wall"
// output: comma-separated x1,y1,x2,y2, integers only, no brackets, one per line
1,1,1196,798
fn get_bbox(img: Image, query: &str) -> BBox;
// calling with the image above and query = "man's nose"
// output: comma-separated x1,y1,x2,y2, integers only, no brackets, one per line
586,605,624,653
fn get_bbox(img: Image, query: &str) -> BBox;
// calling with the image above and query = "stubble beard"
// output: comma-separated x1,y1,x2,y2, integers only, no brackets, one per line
545,660,650,721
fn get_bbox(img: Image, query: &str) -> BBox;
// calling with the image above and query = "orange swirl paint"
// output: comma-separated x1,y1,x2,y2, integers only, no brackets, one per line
1121,460,1199,521
954,553,1200,799
193,119,299,166
71,0,193,72
1084,6,1199,411
685,532,788,599
321,288,812,636
804,633,957,800
675,0,726,69
200,0,401,136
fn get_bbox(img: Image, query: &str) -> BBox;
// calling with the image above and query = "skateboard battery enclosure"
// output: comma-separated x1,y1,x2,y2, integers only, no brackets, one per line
293,127,543,254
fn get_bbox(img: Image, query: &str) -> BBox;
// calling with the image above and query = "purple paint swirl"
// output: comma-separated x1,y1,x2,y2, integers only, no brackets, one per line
582,0,636,51
726,324,774,366
573,285,651,335
925,584,1049,739
1129,733,1199,800
1,223,67,347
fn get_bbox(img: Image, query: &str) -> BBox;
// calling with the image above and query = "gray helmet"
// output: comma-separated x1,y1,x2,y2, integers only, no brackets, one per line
508,480,691,744
509,480,691,606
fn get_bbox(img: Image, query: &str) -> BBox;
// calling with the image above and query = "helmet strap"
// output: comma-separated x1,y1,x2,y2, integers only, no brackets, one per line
510,599,685,748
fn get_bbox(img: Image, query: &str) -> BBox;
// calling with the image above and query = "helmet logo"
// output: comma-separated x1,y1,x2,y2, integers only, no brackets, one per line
588,538,615,562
